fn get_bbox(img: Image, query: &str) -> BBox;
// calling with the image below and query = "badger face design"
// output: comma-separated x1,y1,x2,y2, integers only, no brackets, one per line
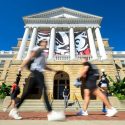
55,32,70,55
75,31,90,55
37,31,90,56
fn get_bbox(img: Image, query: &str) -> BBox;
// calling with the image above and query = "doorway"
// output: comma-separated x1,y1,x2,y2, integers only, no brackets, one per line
53,71,70,99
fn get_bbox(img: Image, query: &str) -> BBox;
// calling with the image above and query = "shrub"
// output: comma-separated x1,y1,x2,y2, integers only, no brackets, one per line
0,83,11,99
108,77,125,100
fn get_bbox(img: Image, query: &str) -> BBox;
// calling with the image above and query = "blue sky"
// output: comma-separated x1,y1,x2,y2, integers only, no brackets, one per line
0,0,125,51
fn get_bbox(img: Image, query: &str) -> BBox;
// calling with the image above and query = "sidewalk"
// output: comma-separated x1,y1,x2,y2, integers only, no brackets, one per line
0,111,125,120
0,120,125,125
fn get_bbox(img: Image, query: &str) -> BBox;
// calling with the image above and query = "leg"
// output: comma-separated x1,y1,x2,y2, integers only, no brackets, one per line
6,100,12,109
83,89,90,111
12,100,16,108
35,72,52,112
102,92,106,111
66,96,68,108
16,76,35,109
93,88,112,109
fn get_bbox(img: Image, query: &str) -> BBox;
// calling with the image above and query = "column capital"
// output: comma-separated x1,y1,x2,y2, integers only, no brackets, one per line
95,26,101,29
32,26,38,29
50,26,56,29
24,26,30,29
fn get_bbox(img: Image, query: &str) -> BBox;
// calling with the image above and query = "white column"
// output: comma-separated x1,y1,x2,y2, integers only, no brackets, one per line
48,27,56,60
26,27,37,58
87,27,98,60
95,27,107,60
69,27,75,60
17,27,30,60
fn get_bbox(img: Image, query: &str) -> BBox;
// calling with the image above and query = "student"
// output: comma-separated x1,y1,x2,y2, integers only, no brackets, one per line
98,72,109,113
3,81,21,117
9,39,65,121
77,59,118,117
63,86,69,108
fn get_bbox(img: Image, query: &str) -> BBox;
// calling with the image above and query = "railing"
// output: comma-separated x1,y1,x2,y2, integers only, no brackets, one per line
0,51,17,54
54,55,70,61
53,55,92,61
76,55,92,61
73,93,81,109
48,92,54,106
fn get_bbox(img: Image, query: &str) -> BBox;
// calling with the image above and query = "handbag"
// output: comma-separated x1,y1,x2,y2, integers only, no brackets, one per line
74,79,82,88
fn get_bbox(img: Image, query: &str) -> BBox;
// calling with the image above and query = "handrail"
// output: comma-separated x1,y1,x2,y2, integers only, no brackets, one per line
48,92,54,106
73,93,81,108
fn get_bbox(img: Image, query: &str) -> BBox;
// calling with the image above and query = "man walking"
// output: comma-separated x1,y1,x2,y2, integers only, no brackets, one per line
9,39,65,121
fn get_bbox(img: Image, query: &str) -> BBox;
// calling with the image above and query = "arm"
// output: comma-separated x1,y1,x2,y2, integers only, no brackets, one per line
78,66,89,79
45,65,57,72
19,51,36,70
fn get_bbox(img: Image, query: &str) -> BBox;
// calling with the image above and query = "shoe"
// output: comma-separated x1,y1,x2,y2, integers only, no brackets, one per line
9,108,22,120
102,109,107,113
47,111,66,121
106,107,118,117
3,108,7,112
77,109,88,116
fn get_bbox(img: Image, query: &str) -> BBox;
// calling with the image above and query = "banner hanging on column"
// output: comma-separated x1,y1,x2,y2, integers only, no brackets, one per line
37,31,90,56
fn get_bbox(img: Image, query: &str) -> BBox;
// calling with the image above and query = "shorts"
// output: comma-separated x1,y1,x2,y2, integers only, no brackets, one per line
84,80,97,90
11,93,18,100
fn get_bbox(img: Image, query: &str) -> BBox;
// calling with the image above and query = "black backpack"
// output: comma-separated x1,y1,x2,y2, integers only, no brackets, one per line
84,62,100,81
13,86,20,95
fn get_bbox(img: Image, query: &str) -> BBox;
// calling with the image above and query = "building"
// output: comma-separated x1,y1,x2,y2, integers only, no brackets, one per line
0,7,125,100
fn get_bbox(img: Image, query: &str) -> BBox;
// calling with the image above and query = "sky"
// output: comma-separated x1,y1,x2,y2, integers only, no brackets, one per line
0,0,125,51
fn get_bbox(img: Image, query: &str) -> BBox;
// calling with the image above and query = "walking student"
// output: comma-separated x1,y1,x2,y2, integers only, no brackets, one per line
98,71,110,113
77,59,118,117
9,39,65,121
3,81,20,116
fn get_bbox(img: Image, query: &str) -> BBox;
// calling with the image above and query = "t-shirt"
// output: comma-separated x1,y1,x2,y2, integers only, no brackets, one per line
30,46,46,72
11,83,20,95
63,89,69,96
83,62,99,81
11,83,17,91
98,79,109,88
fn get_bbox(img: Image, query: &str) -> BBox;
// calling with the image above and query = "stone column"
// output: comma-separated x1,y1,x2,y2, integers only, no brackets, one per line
17,27,30,60
87,27,98,60
26,27,37,58
69,27,75,60
95,27,107,60
48,27,56,60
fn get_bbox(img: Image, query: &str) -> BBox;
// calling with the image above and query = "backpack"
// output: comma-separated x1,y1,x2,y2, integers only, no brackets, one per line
26,48,43,70
86,63,100,81
13,85,20,95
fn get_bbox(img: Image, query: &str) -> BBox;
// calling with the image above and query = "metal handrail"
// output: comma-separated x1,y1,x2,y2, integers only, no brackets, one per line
48,92,54,106
73,93,81,108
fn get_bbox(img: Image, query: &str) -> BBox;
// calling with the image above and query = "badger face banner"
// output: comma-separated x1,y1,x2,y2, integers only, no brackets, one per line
37,31,90,56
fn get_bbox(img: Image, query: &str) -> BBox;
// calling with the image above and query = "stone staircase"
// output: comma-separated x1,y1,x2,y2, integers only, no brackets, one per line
5,61,30,85
2,96,125,112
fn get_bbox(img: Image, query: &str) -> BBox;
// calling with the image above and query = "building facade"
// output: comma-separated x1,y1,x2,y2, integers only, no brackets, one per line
0,7,125,100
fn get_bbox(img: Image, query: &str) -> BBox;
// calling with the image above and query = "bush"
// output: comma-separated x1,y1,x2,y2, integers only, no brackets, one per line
0,83,11,99
108,77,125,100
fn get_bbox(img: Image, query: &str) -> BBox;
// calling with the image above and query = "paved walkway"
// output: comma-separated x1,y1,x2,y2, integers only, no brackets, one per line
0,120,125,125
0,111,125,120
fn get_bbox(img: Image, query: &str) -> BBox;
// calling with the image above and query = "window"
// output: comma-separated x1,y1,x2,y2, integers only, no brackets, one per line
121,60,125,67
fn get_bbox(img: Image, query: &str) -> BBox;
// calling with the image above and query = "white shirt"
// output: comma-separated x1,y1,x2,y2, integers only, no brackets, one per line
30,46,46,72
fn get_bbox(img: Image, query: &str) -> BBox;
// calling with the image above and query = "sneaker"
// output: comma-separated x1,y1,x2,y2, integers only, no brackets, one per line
102,109,107,113
9,108,22,120
106,107,118,117
3,108,7,112
77,109,88,116
47,111,66,121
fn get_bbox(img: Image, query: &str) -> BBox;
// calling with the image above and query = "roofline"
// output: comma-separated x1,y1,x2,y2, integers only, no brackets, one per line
23,6,102,19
